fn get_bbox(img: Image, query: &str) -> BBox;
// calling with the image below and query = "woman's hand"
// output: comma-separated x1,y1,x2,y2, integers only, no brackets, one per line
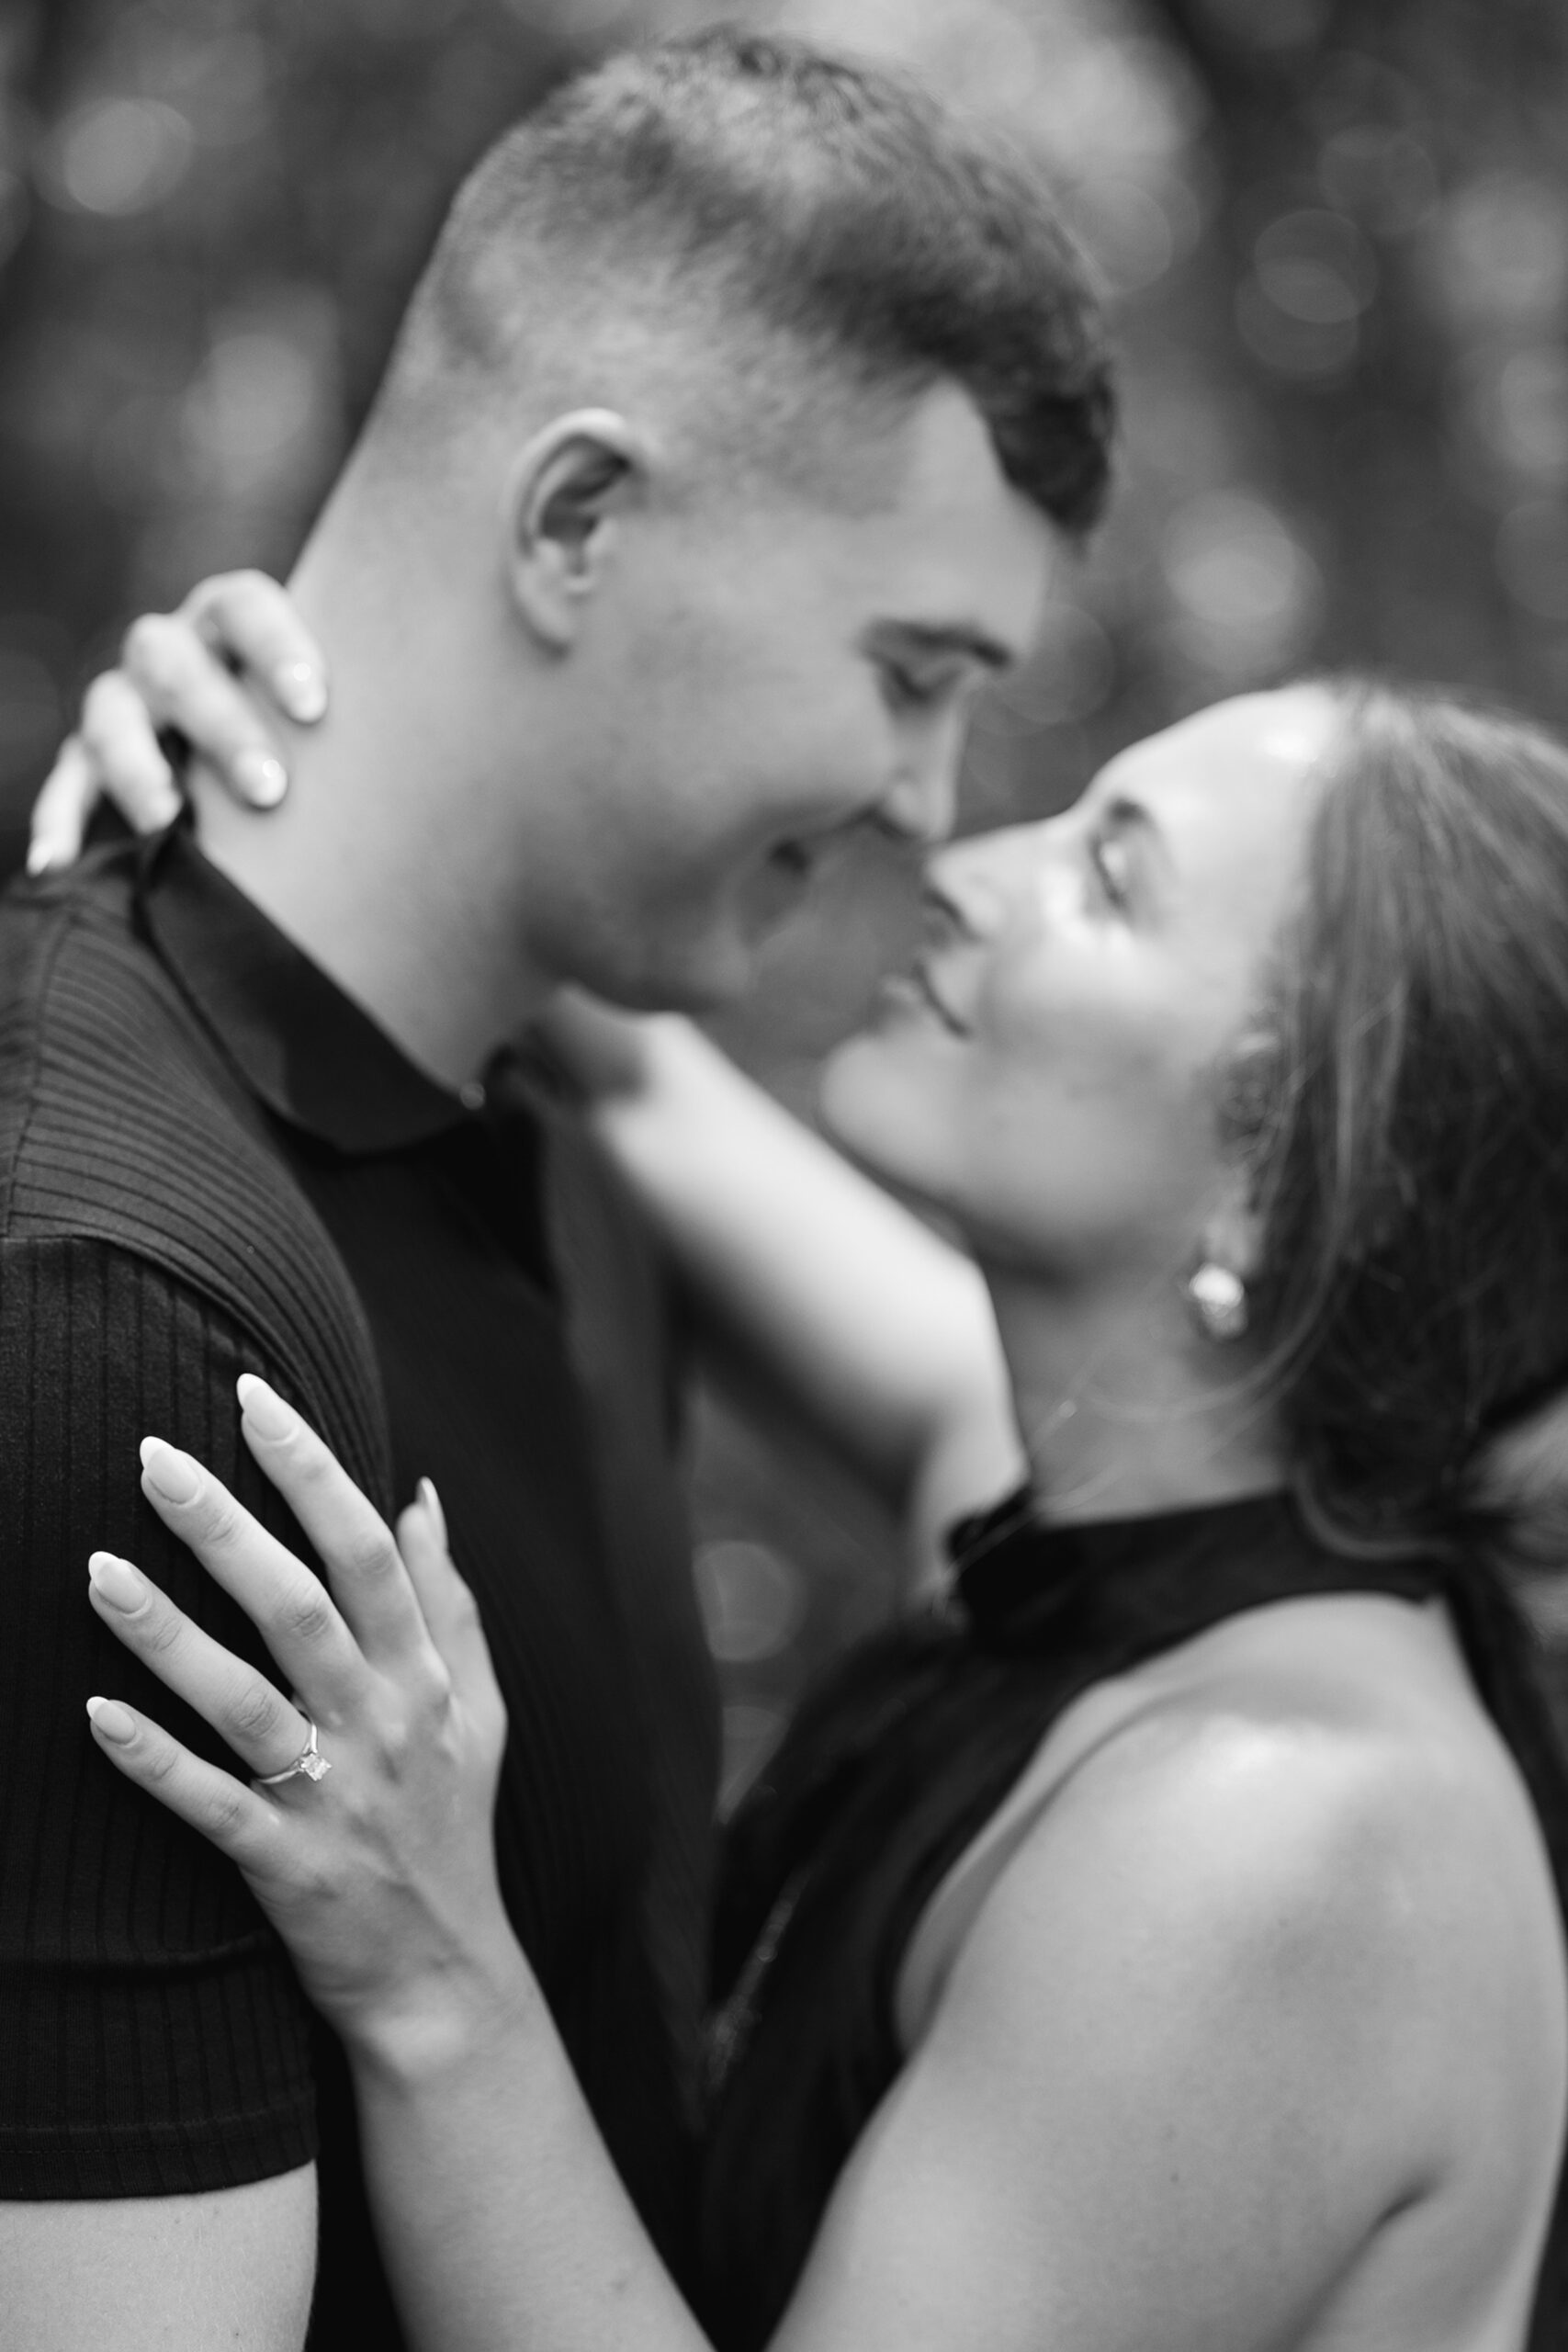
29,571,325,873
85,1374,520,2067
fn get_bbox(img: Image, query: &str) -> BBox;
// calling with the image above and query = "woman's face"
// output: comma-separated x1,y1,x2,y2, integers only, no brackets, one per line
820,686,1341,1277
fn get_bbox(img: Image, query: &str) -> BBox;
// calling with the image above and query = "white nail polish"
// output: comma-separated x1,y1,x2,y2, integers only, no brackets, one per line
278,662,327,723
237,1374,298,1442
234,750,288,808
418,1476,448,1547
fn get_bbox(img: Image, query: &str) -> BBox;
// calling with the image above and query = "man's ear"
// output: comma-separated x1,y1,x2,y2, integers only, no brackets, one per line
502,409,648,651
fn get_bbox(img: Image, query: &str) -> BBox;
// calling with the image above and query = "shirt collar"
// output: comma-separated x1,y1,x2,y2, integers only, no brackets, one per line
139,824,472,1155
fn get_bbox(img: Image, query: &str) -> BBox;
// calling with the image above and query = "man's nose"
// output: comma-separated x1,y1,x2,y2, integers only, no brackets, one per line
876,733,964,847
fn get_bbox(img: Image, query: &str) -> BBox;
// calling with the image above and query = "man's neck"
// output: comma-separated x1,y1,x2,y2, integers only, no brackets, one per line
984,1260,1285,1524
191,526,558,1091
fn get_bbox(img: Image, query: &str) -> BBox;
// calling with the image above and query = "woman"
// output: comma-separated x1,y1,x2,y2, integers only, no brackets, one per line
74,674,1568,2350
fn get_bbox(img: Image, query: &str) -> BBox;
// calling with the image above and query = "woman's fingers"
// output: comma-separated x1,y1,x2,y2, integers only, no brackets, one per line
78,668,183,831
121,611,289,809
396,1484,507,1739
85,1694,288,1871
87,1551,317,1781
27,736,105,874
184,571,328,726
27,573,325,874
234,1378,436,1672
137,1434,372,1708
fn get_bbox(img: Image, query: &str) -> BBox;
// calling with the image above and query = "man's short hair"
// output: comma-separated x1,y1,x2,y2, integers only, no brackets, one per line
376,28,1114,533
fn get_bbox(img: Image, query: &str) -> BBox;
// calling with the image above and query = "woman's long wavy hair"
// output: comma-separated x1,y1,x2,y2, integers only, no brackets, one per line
1235,679,1568,1568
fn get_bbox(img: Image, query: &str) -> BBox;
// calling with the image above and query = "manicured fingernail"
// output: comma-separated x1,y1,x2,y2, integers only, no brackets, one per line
233,748,288,808
237,1374,297,1442
417,1476,447,1547
88,1552,147,1612
139,1437,200,1504
86,1696,137,1744
277,661,327,723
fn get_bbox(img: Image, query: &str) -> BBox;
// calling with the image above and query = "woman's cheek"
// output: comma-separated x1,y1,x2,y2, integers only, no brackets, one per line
982,943,1219,1107
818,1032,966,1193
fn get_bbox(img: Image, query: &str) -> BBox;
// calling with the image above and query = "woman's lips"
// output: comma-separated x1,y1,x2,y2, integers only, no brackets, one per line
886,955,967,1035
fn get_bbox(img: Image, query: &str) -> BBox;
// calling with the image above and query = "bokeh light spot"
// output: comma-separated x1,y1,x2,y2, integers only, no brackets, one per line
1161,492,1322,677
1492,350,1568,483
1253,209,1378,324
177,298,340,508
696,1540,806,1666
1318,124,1438,236
1235,276,1359,381
1074,177,1185,298
1496,503,1568,623
1439,174,1568,328
41,97,193,218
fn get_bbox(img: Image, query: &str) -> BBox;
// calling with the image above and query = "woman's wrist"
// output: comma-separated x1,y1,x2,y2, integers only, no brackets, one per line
340,1935,543,2090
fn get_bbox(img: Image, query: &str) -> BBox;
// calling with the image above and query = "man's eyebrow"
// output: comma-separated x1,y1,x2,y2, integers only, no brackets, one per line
869,619,1017,672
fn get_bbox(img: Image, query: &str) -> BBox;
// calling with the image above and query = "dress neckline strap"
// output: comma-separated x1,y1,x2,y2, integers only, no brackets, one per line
948,1487,1454,1659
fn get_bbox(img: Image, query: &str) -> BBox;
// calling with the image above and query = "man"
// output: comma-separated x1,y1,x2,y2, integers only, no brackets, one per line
0,28,1110,2348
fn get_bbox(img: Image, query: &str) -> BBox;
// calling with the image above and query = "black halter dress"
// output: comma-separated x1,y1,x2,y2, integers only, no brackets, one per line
696,1489,1568,2352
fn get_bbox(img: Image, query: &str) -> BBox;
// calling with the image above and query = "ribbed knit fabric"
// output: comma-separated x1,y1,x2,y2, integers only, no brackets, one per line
0,842,718,2346
0,853,390,1492
0,858,387,2210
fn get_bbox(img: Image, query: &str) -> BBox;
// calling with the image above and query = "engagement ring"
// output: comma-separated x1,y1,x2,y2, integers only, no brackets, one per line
254,1717,332,1787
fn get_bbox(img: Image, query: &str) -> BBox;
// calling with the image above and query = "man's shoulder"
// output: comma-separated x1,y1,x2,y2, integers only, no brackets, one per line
0,855,389,1492
5,843,196,1070
1,850,276,1240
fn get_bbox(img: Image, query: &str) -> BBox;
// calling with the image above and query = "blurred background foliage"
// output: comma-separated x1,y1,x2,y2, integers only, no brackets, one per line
2,0,1565,1798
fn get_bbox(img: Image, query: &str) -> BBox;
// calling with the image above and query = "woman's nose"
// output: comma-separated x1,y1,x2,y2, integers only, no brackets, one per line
923,828,1035,939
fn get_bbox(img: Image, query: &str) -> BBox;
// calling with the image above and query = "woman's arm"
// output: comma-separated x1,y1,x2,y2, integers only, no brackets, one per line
39,577,1023,1579
540,992,1022,1578
344,1729,1433,2352
89,1403,1449,2352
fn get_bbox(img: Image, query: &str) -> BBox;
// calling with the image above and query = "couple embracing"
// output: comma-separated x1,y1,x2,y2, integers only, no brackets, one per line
5,28,1568,2352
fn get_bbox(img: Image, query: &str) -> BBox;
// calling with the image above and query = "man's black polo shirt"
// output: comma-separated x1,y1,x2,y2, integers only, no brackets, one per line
0,832,719,2342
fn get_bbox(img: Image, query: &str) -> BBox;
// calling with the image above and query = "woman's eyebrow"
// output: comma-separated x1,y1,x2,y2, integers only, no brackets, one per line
1100,793,1160,849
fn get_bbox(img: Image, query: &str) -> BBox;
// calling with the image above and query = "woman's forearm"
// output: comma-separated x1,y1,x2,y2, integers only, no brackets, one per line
587,1016,1021,1566
348,1970,712,2352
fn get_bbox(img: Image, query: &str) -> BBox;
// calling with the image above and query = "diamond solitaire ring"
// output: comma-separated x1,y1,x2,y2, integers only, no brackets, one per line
254,1716,332,1787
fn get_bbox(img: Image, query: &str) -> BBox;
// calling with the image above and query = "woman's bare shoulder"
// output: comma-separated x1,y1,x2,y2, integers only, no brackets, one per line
953,1592,1568,2228
837,1598,1565,2352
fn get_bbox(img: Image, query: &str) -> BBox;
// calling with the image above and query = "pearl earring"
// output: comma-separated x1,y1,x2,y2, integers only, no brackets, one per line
1185,1261,1248,1342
